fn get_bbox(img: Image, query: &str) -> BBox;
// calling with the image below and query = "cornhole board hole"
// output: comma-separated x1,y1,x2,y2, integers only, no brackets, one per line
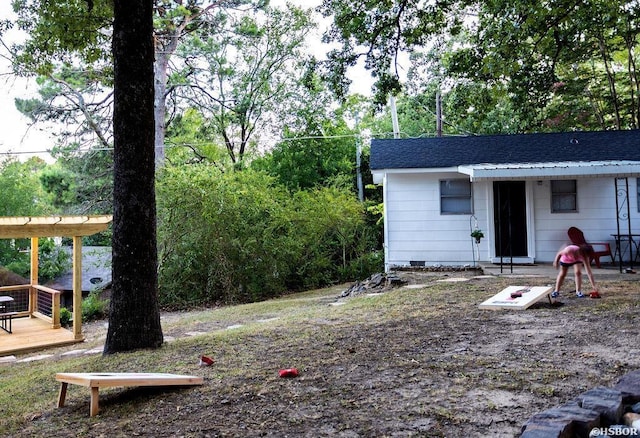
479,286,553,310
56,372,204,417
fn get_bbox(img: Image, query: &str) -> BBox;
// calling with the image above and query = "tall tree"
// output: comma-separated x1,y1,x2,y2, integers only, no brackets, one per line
444,0,640,130
151,0,267,166
104,0,163,353
172,5,314,165
319,0,468,106
5,0,266,167
321,0,640,132
401,44,524,135
40,146,114,215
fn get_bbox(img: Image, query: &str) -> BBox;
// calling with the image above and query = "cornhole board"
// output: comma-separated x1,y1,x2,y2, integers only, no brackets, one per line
479,285,553,310
56,372,204,417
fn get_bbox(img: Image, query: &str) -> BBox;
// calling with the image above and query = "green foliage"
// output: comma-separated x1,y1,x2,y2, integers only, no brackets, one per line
33,146,114,246
15,66,116,149
4,256,29,279
7,0,114,76
0,158,64,277
252,96,381,204
0,157,51,217
319,0,465,104
157,165,378,307
322,0,640,131
60,307,72,326
82,231,112,247
165,108,232,166
37,239,72,283
252,130,356,191
287,187,373,289
39,165,77,209
366,201,384,226
55,291,109,326
82,290,108,322
0,238,71,282
172,5,315,164
451,1,640,130
339,250,384,283
48,145,114,215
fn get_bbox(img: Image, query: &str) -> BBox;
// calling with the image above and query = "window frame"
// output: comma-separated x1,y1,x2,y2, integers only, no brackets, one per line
440,178,473,215
550,179,578,213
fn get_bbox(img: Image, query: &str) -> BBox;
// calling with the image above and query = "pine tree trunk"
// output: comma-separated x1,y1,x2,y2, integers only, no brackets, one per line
154,53,168,168
104,0,163,353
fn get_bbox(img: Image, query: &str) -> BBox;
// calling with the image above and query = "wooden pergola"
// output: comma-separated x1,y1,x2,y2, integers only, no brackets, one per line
0,216,112,345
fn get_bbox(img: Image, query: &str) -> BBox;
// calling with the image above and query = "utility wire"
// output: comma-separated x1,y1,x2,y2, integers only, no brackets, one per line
0,129,475,158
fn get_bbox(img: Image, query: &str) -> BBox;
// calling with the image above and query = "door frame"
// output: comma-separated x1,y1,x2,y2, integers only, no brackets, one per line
488,180,535,264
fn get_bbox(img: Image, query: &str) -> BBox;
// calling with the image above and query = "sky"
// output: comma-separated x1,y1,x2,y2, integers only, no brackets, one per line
0,0,375,161
0,3,55,160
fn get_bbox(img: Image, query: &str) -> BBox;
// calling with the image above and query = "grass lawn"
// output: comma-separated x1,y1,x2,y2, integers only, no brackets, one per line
1,272,638,437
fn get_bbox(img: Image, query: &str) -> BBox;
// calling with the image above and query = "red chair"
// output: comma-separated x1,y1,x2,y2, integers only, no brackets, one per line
567,227,612,268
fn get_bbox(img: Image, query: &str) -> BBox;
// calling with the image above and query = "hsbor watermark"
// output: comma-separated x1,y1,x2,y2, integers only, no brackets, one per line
589,427,639,437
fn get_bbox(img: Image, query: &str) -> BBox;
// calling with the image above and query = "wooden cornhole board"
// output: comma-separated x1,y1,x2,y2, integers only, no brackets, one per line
56,372,204,417
479,285,553,310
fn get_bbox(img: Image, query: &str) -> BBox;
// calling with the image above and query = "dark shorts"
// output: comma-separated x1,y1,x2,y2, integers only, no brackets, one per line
560,261,582,267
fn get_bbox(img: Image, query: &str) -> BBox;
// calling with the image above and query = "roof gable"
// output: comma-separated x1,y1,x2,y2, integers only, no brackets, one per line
370,130,640,170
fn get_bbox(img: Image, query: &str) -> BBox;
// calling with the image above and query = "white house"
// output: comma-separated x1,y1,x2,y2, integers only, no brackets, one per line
370,130,640,271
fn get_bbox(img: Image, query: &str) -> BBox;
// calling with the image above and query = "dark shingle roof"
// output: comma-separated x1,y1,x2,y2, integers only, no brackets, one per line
46,246,111,292
370,130,640,170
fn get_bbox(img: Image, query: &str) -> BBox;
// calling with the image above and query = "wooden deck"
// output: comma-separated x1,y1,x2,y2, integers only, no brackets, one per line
0,316,83,357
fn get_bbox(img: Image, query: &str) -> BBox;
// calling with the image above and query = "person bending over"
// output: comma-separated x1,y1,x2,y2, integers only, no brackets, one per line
551,244,599,299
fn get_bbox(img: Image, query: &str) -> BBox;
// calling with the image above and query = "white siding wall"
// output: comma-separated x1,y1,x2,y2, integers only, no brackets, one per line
385,172,490,266
384,173,640,267
532,177,640,262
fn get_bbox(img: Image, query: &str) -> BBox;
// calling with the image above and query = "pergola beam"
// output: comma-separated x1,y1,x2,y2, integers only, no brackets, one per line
0,216,112,239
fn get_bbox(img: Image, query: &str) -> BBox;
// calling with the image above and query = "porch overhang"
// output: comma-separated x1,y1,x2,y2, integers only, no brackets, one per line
458,160,640,181
371,166,460,184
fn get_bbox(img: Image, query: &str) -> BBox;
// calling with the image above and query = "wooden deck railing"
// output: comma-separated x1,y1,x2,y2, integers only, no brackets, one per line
0,283,62,329
0,284,30,317
32,285,62,328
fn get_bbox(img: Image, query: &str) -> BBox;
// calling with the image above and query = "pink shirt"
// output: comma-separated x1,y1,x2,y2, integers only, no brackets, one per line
560,245,586,264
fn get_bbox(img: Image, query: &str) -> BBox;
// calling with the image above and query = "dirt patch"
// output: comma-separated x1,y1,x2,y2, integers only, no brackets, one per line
12,271,640,437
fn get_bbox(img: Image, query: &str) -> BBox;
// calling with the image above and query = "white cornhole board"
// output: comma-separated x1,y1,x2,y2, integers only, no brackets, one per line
56,372,204,417
479,285,553,310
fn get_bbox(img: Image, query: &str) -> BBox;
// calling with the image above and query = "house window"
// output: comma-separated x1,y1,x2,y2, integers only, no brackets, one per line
440,179,472,214
551,180,577,213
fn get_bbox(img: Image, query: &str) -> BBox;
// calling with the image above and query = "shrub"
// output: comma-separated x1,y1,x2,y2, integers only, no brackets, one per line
338,250,385,282
157,165,377,307
60,307,72,326
82,290,108,321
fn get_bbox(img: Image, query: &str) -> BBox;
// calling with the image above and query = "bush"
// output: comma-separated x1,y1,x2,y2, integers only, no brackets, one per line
82,291,108,321
338,250,385,282
157,166,378,307
60,307,72,326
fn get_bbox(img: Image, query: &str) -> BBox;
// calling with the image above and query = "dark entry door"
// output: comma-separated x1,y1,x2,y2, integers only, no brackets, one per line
493,181,528,258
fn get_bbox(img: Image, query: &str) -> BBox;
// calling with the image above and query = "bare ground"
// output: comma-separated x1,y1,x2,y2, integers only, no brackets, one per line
9,270,640,437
